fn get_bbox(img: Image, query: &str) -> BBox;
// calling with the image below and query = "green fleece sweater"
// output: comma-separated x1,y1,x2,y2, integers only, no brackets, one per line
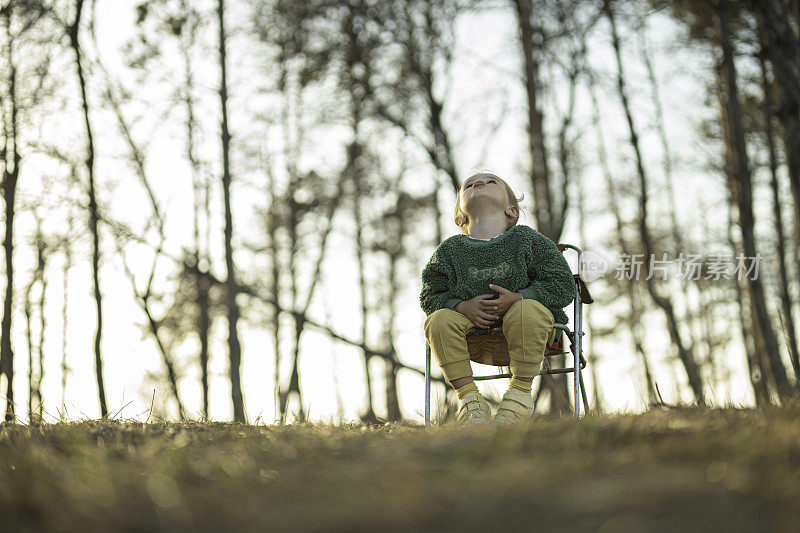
419,224,575,326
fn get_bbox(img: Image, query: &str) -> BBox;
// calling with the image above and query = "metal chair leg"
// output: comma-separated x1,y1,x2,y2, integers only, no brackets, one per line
579,371,589,414
573,279,583,419
425,342,431,427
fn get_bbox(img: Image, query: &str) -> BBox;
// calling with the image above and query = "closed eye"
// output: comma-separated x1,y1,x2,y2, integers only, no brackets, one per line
464,178,497,190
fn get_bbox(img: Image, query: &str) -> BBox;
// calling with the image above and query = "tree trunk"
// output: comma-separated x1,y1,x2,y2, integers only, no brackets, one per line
353,165,377,423
692,195,731,392
276,64,303,423
280,315,305,422
61,209,73,414
24,266,34,420
36,235,47,421
639,16,715,401
755,0,800,294
638,17,684,254
759,46,800,388
419,1,459,193
70,0,107,417
272,56,347,423
514,0,573,414
716,0,792,401
575,137,603,413
384,250,403,422
217,0,245,422
639,18,708,376
197,269,211,419
1,6,19,422
727,193,770,404
514,0,553,238
0,164,16,424
341,9,378,423
35,231,46,421
267,181,282,422
605,0,705,404
179,12,211,419
589,81,657,407
276,161,346,422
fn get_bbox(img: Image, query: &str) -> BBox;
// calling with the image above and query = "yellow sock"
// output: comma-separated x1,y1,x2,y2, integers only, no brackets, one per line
509,377,533,393
455,382,479,400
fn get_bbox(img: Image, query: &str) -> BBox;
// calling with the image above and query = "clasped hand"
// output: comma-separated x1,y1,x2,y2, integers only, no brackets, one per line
453,284,522,329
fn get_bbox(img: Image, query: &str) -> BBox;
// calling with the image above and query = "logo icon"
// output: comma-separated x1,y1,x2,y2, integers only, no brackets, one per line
579,248,611,282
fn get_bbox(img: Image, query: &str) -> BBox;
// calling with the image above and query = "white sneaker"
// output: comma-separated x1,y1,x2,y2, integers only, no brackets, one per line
494,387,533,424
456,390,492,424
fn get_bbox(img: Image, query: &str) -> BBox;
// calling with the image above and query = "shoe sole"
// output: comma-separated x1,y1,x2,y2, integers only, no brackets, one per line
457,417,492,425
494,415,523,425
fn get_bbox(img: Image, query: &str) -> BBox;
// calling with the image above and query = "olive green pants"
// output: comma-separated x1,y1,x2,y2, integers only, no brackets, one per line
424,299,556,382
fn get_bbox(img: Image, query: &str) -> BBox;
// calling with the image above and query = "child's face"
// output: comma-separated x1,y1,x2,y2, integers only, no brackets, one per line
459,173,511,214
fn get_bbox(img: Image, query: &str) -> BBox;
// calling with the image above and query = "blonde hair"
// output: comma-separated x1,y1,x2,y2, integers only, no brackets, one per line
454,172,525,235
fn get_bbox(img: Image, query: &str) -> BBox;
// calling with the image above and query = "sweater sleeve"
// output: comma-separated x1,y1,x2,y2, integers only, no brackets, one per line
419,245,459,316
519,231,576,311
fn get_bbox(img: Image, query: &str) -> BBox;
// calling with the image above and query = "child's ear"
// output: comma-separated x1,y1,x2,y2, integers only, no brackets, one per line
505,205,518,217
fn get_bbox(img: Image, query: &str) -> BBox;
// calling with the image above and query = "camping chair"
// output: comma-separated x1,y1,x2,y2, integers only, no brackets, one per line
424,243,594,426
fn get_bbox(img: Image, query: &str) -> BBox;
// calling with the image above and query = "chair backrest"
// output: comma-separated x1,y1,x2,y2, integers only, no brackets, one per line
556,243,594,304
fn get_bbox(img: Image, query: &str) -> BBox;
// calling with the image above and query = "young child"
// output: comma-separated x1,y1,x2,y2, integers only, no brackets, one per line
420,171,576,424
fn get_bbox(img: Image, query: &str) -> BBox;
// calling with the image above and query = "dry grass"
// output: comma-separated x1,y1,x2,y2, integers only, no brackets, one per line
0,407,798,532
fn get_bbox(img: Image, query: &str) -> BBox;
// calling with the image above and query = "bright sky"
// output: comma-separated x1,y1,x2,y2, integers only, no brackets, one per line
4,0,779,424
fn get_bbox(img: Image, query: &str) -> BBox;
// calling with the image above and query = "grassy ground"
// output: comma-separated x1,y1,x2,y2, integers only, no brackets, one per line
0,408,798,532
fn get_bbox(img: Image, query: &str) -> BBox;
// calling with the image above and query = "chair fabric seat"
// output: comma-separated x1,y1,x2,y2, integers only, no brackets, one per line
466,329,509,366
465,326,565,367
